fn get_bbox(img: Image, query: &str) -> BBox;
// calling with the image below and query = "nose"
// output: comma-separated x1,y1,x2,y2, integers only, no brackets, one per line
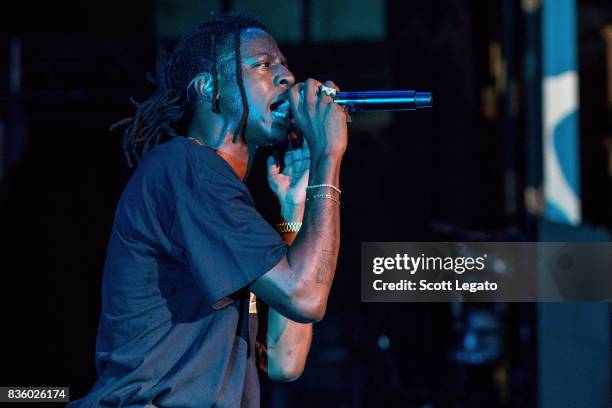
275,66,295,88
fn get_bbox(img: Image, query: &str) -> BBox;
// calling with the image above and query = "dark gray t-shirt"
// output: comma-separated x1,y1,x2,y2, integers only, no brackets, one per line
68,137,287,407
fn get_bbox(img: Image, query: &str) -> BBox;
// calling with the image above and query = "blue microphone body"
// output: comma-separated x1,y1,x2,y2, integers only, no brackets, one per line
334,90,433,112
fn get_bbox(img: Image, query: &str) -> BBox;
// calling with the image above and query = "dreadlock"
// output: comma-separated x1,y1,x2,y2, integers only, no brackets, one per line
111,14,268,167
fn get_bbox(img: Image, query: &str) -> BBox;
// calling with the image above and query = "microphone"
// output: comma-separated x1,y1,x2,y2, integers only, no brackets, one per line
275,89,432,118
334,90,433,112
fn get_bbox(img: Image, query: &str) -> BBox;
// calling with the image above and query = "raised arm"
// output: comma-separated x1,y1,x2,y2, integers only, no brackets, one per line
255,203,311,381
255,133,310,381
250,79,347,323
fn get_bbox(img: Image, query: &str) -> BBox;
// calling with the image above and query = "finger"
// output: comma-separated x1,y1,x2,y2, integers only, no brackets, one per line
287,83,303,117
283,162,294,177
294,167,310,191
285,141,308,173
295,157,310,173
284,148,298,166
296,141,310,162
319,93,335,106
302,138,310,155
343,108,353,123
298,140,310,167
318,82,336,106
322,100,349,125
323,98,338,116
334,103,352,123
325,99,345,115
323,80,340,92
267,155,281,176
303,78,321,113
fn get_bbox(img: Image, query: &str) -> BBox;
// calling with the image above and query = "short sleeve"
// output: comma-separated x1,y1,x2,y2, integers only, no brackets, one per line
169,172,287,309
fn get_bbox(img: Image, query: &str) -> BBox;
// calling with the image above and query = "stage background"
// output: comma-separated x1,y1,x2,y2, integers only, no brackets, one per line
1,1,610,406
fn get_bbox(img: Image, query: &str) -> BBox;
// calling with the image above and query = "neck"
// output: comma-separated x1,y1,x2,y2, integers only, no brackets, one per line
188,120,252,181
216,148,248,180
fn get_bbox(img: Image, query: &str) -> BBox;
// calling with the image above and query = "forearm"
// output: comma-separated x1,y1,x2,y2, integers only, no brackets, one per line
284,155,341,319
251,156,343,322
265,204,313,381
251,78,347,323
266,307,312,381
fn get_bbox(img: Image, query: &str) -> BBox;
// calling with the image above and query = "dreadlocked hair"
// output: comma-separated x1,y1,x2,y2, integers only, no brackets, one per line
111,13,268,167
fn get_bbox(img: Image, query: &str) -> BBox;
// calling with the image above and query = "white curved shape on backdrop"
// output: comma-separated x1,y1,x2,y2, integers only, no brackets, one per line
543,70,580,225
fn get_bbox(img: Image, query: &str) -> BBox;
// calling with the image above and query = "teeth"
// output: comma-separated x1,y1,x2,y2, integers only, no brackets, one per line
272,110,289,119
274,100,289,114
271,100,290,119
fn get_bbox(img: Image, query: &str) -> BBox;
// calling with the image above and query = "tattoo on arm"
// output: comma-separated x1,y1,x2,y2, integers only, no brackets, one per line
291,192,340,290
315,249,335,285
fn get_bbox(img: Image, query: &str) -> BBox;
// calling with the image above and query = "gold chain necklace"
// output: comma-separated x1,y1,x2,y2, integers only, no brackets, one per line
187,136,205,146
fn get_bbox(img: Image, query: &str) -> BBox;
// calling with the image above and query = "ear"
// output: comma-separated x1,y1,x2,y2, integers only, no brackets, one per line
190,72,214,99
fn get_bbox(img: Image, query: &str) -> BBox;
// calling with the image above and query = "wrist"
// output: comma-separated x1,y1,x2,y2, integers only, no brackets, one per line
280,203,305,223
310,149,344,164
308,155,342,187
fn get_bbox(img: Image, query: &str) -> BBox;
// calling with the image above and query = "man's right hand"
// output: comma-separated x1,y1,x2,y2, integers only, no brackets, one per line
253,80,345,324
287,79,348,161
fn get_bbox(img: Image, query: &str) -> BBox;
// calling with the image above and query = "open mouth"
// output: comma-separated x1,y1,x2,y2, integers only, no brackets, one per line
270,100,290,120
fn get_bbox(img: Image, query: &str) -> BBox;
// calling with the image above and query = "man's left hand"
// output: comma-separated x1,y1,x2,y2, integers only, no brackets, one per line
267,139,310,219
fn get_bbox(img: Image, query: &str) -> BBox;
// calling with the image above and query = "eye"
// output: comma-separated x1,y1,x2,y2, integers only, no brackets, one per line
257,61,271,68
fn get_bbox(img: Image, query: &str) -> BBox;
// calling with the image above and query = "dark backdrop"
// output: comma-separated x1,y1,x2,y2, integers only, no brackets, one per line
1,1,610,406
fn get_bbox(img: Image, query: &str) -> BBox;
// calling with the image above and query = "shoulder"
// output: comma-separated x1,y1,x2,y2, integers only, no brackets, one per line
142,137,238,186
133,137,214,190
140,137,194,175
118,138,195,205
127,138,248,211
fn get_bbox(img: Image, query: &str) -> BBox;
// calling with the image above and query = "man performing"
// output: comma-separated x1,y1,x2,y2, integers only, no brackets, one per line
67,13,347,407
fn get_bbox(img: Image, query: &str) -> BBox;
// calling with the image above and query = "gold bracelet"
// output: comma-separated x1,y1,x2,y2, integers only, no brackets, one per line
276,221,302,233
306,193,341,205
